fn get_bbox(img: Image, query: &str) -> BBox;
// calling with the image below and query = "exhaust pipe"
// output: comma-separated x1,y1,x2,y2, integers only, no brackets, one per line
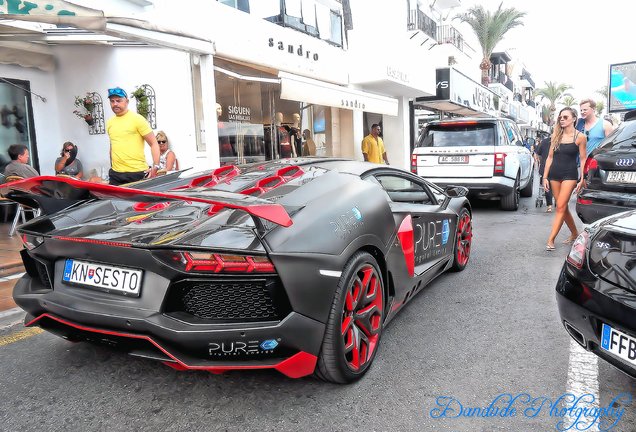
564,321,586,348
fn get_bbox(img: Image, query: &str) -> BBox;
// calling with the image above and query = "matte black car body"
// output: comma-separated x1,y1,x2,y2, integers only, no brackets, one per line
556,210,636,377
1,158,472,383
576,119,636,223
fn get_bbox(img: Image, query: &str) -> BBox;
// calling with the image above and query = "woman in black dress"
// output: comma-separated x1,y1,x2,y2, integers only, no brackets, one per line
542,107,587,250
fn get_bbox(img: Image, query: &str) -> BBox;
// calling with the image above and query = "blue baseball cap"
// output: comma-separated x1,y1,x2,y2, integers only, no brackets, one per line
107,87,127,98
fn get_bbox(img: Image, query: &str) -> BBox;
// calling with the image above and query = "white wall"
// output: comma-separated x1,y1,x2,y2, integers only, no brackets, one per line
383,97,410,170
50,45,199,177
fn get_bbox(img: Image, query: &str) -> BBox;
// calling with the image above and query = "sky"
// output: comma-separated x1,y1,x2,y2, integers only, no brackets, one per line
454,0,634,103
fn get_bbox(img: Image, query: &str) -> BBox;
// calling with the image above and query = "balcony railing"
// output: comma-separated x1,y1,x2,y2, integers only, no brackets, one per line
489,71,514,92
436,25,474,58
408,9,437,40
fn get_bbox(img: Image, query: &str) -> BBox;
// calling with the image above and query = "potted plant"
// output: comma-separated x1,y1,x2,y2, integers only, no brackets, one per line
131,87,150,119
73,93,95,125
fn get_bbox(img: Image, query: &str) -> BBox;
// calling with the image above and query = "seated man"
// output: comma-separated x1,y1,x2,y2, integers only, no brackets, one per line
4,144,39,179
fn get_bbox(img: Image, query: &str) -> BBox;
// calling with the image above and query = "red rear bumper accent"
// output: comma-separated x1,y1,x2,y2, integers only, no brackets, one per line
26,313,317,379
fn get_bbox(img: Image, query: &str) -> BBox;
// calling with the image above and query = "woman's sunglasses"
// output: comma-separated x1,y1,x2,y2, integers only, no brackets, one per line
157,140,167,144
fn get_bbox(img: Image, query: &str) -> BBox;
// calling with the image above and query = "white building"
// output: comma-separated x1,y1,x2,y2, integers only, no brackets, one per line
0,0,543,175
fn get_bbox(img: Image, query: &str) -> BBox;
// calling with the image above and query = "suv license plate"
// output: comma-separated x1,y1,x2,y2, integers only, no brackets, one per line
606,171,636,184
600,323,636,366
62,259,142,297
439,155,468,164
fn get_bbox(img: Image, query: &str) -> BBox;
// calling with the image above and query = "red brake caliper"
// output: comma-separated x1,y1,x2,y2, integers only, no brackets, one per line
341,265,383,371
457,214,472,265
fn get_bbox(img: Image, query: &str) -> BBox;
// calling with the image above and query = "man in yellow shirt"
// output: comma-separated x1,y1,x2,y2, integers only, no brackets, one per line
106,87,160,185
361,124,389,164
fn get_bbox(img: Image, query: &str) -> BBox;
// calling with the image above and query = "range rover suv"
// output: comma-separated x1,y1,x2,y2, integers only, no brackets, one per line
411,117,534,211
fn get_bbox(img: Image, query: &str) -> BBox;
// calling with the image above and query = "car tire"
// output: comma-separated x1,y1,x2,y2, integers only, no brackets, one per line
314,251,384,384
520,169,534,198
450,208,472,272
500,174,520,211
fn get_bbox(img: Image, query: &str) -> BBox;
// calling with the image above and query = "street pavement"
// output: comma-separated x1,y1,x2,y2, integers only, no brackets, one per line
1,181,635,432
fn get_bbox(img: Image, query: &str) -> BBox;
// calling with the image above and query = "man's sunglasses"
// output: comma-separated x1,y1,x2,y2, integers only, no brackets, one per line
157,140,167,144
108,87,127,98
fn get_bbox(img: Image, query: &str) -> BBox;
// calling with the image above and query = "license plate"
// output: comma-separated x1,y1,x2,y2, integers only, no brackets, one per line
439,155,468,164
606,171,636,183
600,323,636,366
62,259,142,297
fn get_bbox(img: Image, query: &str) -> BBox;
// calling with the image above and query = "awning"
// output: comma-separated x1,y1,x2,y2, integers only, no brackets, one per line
0,41,55,71
0,0,215,57
279,71,398,116
414,100,493,118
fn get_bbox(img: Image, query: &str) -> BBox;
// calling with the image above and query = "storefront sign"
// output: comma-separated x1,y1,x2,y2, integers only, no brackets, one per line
424,68,497,115
227,105,251,122
386,66,409,84
268,38,319,61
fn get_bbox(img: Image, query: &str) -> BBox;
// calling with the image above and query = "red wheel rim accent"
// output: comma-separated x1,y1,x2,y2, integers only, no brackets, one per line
341,264,383,372
456,213,472,266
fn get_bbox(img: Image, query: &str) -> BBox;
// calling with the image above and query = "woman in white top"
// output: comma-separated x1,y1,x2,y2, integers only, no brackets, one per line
156,130,178,171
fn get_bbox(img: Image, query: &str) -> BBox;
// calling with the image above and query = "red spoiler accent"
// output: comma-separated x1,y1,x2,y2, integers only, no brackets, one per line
0,176,292,227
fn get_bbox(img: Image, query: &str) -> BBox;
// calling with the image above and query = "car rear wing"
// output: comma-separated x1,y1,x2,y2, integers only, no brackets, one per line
0,176,293,227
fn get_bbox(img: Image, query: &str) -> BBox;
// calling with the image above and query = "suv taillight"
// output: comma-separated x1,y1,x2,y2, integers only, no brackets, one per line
411,154,418,173
494,153,506,175
584,157,598,176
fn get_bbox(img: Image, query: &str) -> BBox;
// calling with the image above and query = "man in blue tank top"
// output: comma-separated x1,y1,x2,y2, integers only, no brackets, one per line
577,99,614,156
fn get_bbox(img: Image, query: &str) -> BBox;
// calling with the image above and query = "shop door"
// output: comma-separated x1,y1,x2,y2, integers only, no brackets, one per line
0,78,39,173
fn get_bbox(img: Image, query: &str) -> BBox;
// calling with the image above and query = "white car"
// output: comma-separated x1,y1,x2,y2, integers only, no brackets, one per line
411,117,534,211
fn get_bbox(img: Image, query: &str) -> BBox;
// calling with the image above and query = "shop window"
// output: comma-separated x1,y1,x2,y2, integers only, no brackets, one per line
213,59,335,164
218,0,250,13
0,78,39,174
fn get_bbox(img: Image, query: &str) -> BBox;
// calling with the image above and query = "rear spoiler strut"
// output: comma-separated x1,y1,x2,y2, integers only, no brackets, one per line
0,176,293,227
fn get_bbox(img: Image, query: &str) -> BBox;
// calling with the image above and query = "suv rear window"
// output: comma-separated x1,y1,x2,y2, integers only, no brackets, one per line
417,123,495,148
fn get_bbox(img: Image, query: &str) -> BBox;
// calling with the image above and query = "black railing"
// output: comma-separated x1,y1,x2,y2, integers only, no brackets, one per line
489,71,514,92
436,25,476,58
408,9,437,40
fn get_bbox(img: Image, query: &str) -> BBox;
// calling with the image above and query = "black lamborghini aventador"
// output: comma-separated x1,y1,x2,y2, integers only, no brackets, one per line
1,158,472,383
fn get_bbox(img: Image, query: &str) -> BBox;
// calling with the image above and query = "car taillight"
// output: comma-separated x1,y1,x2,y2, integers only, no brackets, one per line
177,252,275,273
566,231,590,269
576,197,593,205
411,154,418,173
494,153,506,175
584,158,598,176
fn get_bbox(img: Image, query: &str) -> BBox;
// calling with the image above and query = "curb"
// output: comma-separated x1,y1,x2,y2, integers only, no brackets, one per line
0,307,25,331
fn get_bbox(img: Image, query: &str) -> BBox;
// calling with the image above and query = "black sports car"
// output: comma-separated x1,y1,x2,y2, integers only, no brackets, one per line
1,158,472,383
556,209,636,377
576,117,636,223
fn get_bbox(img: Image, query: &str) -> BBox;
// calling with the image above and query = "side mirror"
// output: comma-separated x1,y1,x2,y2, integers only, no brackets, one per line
444,185,468,198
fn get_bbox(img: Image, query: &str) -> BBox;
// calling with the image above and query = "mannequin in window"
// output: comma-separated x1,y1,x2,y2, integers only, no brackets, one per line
217,103,234,159
302,129,316,156
275,112,293,158
289,113,302,157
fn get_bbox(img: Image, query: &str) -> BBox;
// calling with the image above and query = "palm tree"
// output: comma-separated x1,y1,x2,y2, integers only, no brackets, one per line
596,85,609,99
455,4,526,85
562,94,577,107
595,100,605,116
535,81,572,124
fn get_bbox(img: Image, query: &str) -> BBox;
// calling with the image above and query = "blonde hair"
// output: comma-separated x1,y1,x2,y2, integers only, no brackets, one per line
155,130,168,145
551,107,578,151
